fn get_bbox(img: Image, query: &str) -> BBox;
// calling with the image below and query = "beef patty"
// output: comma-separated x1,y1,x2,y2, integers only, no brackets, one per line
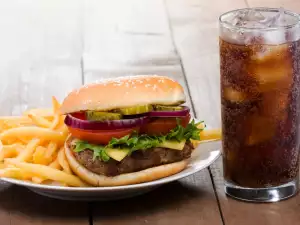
71,142,194,176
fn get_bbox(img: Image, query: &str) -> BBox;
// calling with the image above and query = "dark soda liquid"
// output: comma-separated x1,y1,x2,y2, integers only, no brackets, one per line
220,38,300,188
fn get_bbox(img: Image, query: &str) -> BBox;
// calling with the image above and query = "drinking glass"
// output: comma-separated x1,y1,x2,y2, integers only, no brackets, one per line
219,7,300,202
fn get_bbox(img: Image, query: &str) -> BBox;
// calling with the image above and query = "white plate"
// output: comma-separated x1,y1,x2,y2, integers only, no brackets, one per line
0,125,221,201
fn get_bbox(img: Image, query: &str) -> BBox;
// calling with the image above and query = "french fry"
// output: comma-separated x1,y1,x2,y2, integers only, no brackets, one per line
6,160,87,187
0,119,33,132
23,108,53,120
200,128,222,141
3,139,16,145
56,116,66,129
191,128,222,147
16,138,40,162
197,122,206,130
50,115,60,130
32,176,46,184
0,167,24,179
0,163,6,169
51,96,61,114
49,96,62,130
0,167,34,180
42,180,68,186
54,116,68,137
3,121,24,129
0,143,24,161
32,148,54,183
57,147,72,174
49,158,62,170
18,137,31,144
33,146,52,165
59,124,69,137
0,123,7,133
27,113,52,128
0,116,33,124
46,141,58,158
0,127,66,143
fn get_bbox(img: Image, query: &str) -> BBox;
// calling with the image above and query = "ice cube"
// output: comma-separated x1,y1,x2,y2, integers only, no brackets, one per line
224,87,246,102
227,9,266,28
247,91,289,145
244,33,264,45
263,29,286,45
286,28,300,42
230,11,249,26
246,115,275,145
260,90,289,119
249,44,293,90
253,64,292,90
244,9,265,22
251,44,289,61
260,7,286,27
220,26,246,45
227,12,242,26
221,8,296,45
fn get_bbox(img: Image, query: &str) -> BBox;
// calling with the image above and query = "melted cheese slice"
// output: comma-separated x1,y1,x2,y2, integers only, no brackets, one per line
105,140,186,161
157,140,186,150
105,148,130,161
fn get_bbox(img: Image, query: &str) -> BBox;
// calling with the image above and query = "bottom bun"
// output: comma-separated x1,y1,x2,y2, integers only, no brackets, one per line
64,141,188,187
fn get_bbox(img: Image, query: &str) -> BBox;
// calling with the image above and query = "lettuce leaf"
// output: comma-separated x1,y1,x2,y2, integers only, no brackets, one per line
74,141,110,161
74,119,204,161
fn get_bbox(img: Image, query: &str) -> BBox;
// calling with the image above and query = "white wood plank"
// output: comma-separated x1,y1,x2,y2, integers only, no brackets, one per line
83,0,179,72
0,0,84,115
165,0,246,128
11,63,82,116
247,0,300,11
83,0,193,109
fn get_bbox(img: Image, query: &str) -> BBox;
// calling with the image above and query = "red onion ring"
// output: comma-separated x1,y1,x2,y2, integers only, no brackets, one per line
65,114,149,130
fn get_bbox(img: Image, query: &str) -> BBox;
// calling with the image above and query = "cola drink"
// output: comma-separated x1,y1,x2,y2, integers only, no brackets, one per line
219,8,300,201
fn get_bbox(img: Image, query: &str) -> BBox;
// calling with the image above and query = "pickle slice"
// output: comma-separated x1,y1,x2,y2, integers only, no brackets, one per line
119,105,153,115
86,111,122,121
155,105,183,111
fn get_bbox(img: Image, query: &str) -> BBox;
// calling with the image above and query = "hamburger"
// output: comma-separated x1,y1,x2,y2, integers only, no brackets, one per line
60,75,203,186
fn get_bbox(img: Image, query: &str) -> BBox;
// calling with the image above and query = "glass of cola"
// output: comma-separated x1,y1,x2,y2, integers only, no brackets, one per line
219,7,300,202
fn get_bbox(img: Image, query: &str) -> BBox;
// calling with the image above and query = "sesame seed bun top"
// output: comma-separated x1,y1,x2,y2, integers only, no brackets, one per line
60,75,186,114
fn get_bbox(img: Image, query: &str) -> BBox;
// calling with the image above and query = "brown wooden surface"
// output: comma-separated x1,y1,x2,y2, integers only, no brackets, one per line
0,183,89,225
91,174,221,225
211,159,300,225
0,0,300,225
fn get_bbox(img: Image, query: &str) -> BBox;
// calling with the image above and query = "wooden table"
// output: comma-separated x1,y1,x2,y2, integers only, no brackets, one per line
1,0,300,224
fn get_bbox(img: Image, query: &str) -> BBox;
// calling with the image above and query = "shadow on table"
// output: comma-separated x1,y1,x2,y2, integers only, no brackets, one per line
91,179,210,219
0,184,88,223
0,173,212,223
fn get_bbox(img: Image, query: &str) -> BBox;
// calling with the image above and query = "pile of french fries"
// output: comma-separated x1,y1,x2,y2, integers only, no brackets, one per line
0,97,87,187
0,96,221,188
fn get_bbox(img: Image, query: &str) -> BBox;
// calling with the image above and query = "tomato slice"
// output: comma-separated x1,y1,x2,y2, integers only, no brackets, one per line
140,114,191,135
68,126,138,145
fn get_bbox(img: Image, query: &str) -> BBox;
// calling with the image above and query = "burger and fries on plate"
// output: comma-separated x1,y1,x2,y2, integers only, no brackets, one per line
0,75,221,188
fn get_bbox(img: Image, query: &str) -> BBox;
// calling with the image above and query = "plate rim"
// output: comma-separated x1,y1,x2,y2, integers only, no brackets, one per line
0,120,221,192
1,146,221,192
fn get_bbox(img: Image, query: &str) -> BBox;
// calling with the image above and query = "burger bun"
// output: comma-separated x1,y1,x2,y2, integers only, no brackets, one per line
60,75,186,114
